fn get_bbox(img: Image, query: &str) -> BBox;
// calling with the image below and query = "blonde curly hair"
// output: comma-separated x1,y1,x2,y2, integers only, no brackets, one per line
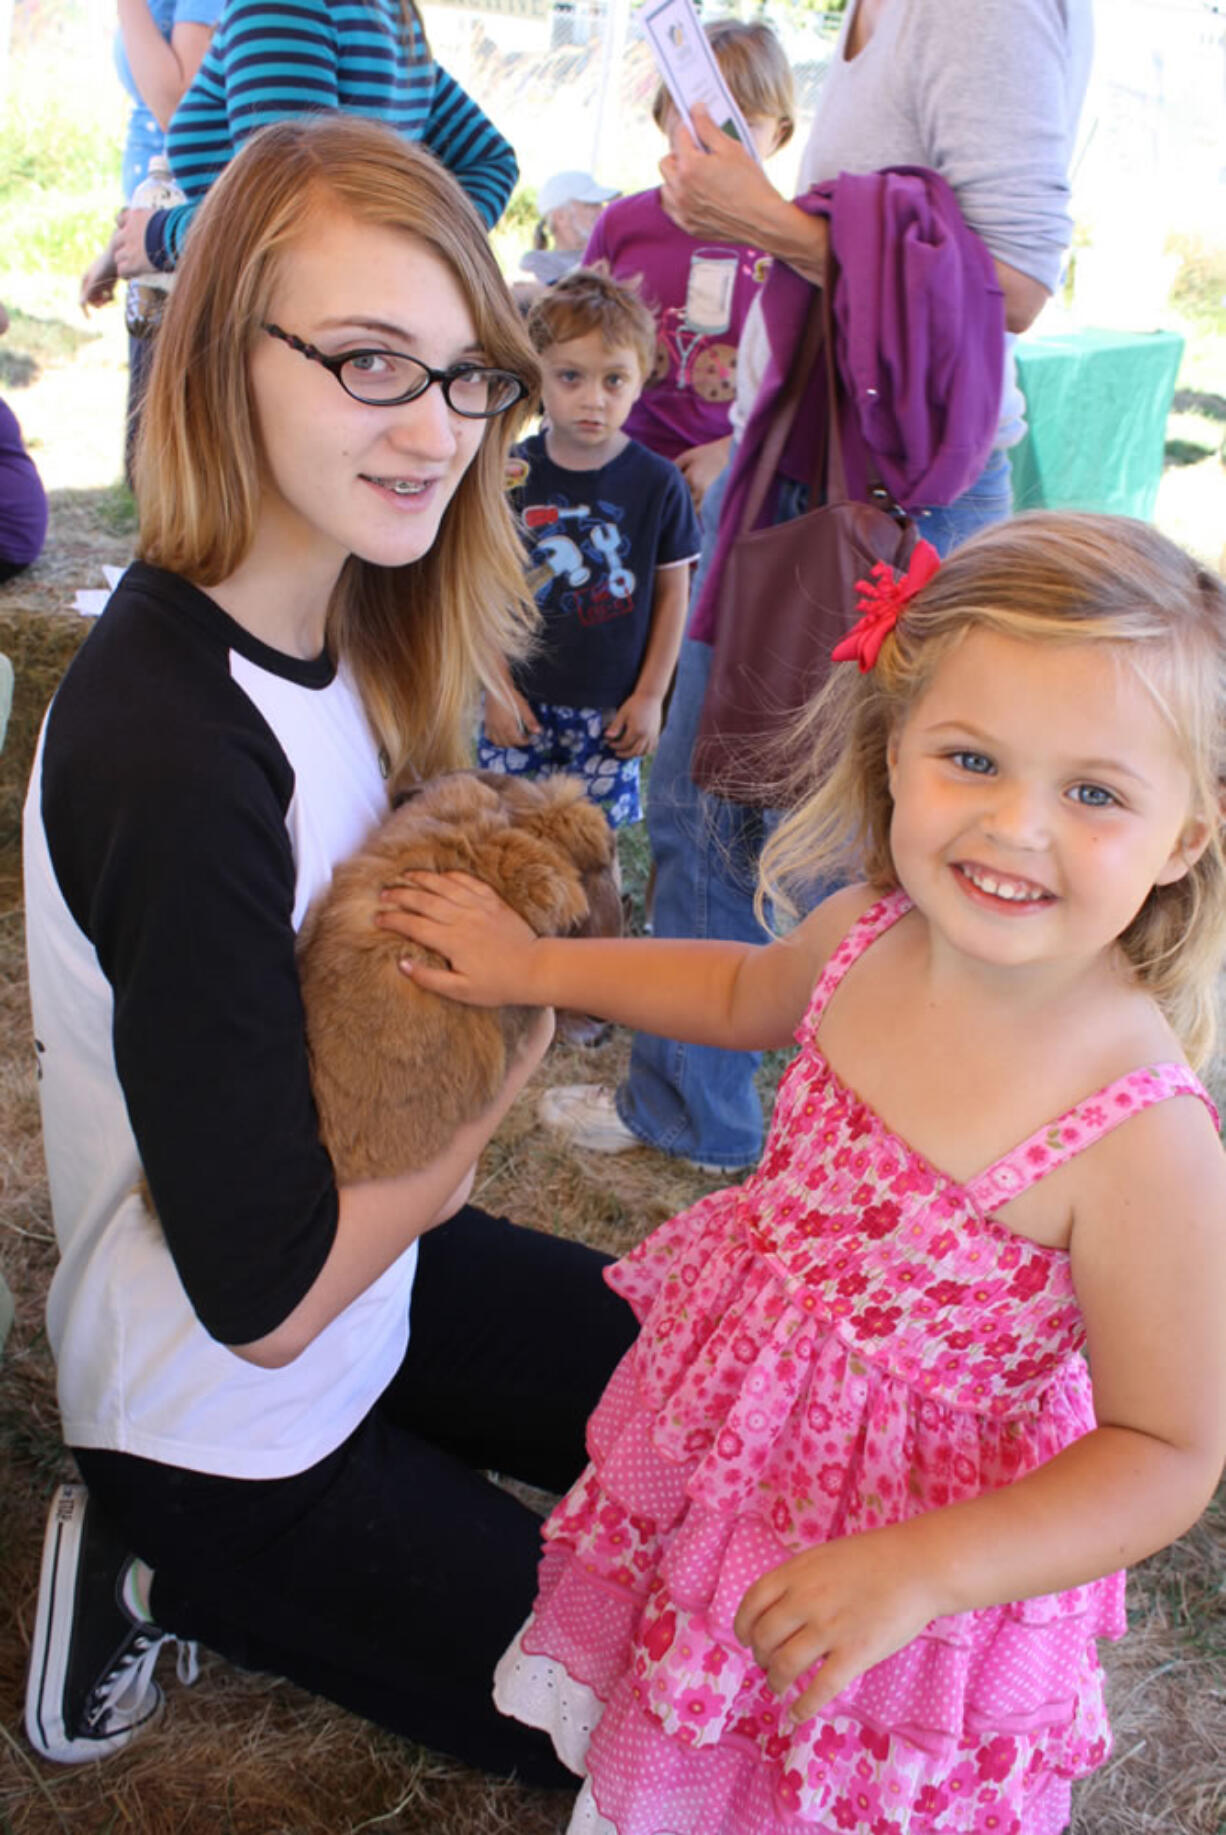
759,512,1226,1065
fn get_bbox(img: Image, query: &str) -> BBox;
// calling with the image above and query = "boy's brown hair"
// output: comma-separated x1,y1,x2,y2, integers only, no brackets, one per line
525,265,658,384
651,18,795,150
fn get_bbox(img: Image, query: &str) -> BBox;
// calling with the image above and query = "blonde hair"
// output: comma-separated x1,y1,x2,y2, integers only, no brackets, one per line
652,18,795,149
135,113,539,784
759,512,1226,1065
526,264,658,383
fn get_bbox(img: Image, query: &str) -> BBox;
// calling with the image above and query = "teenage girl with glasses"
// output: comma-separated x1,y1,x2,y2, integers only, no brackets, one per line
23,113,636,1782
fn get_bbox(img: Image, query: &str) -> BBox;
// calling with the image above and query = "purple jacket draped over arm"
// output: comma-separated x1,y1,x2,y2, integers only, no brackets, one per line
689,166,1004,644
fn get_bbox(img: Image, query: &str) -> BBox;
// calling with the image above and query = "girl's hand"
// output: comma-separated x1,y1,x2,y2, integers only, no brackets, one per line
377,870,541,1006
483,685,540,749
660,102,782,246
734,1526,939,1723
80,239,120,313
113,206,156,278
605,689,663,758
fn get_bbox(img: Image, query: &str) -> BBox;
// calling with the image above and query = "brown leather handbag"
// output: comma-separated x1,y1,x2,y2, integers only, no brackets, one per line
691,270,919,804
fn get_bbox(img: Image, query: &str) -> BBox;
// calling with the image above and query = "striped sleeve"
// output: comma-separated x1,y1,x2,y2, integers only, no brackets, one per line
419,63,518,229
157,1,344,265
150,0,517,266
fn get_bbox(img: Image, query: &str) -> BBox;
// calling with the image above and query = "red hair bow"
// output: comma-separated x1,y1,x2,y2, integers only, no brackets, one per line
831,539,941,673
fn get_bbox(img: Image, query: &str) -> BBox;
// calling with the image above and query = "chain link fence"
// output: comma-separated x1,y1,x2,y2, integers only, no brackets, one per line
427,1,846,205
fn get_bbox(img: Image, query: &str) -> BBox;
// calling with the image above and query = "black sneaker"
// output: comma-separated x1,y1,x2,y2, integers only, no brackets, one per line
25,1483,195,1764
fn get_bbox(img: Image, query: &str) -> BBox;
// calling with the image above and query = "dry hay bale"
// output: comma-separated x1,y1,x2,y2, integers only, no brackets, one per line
0,598,89,849
0,489,135,849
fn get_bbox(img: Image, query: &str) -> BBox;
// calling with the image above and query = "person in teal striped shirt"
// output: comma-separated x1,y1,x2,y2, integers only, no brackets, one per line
112,0,518,277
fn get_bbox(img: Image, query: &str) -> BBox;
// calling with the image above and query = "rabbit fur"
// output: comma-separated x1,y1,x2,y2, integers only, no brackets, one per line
295,768,620,1183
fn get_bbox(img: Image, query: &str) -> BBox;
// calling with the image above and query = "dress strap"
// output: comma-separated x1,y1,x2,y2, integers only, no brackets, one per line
805,888,912,1030
967,1063,1220,1212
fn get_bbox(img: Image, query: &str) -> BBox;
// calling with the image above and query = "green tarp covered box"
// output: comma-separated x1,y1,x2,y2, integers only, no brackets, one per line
1009,326,1184,521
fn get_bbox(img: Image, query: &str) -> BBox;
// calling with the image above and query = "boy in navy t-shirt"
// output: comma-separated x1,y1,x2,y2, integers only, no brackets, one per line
479,268,700,829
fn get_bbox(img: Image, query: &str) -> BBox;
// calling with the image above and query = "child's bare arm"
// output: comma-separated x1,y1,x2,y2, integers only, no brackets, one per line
736,1096,1226,1721
380,875,877,1054
606,561,691,759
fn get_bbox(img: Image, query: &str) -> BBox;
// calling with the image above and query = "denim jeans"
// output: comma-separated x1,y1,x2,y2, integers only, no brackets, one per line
616,445,1015,1169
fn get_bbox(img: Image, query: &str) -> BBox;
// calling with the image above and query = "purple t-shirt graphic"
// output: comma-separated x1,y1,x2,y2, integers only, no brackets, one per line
583,188,770,463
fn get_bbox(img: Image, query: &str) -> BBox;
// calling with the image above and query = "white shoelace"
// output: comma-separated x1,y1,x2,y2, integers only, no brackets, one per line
85,1630,200,1732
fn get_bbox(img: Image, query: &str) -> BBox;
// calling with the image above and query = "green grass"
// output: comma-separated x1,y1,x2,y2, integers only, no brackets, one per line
1168,233,1226,337
94,480,140,536
1174,324,1226,404
0,307,101,391
0,89,120,198
50,481,139,538
489,183,546,288
0,68,124,284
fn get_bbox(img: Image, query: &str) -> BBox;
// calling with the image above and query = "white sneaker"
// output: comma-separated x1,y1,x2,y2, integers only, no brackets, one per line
25,1484,199,1766
537,1085,738,1175
538,1084,640,1153
555,1013,613,1049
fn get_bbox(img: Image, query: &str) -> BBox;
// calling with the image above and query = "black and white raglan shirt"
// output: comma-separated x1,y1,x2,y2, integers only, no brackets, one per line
23,563,417,1479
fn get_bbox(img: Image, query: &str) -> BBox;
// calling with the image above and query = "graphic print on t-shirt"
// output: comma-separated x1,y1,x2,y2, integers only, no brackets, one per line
653,246,741,399
507,432,700,709
522,495,637,629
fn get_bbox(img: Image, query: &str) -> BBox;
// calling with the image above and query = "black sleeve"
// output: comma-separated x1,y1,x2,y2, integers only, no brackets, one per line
42,621,339,1346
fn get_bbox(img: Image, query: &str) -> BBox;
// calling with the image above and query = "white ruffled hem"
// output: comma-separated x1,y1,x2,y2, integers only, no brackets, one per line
494,1627,691,1834
492,1621,603,1778
565,1779,689,1835
567,1780,620,1835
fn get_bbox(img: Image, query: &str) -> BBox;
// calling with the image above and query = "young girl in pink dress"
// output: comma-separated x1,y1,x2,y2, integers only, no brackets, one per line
380,511,1226,1835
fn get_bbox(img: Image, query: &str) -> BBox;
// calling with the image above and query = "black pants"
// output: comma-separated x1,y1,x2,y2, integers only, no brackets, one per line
75,1207,638,1787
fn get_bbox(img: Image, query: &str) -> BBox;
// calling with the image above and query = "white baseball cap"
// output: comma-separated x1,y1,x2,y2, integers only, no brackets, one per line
536,170,620,216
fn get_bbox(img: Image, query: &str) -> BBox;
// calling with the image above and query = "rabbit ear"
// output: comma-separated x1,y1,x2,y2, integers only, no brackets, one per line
577,858,623,942
544,798,617,876
503,778,615,876
487,829,592,936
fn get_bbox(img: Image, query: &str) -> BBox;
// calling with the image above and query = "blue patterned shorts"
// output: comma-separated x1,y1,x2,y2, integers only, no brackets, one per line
477,700,643,828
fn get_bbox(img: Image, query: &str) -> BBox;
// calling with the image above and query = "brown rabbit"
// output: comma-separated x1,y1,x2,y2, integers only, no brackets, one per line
295,769,620,1183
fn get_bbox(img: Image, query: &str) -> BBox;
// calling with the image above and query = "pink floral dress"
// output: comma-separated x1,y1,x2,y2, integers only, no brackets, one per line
495,893,1215,1835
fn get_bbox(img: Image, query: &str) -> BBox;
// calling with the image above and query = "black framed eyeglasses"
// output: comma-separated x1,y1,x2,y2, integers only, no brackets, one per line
261,323,528,419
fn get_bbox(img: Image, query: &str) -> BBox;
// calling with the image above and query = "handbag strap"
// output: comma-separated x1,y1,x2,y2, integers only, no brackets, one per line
737,244,907,534
738,266,828,533
821,256,910,525
820,273,848,507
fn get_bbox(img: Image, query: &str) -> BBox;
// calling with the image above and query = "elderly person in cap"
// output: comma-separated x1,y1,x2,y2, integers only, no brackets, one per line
513,170,620,306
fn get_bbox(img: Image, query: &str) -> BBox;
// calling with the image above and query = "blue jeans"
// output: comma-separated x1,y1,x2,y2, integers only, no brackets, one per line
616,446,1014,1169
